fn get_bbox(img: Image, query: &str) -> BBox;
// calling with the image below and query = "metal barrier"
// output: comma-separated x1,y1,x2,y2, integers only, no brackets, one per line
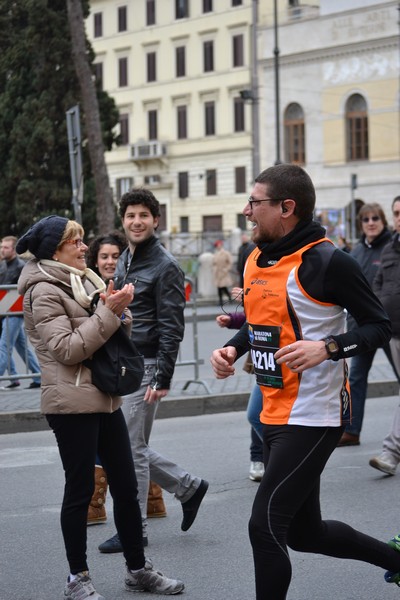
0,281,210,391
175,277,211,394
0,285,41,383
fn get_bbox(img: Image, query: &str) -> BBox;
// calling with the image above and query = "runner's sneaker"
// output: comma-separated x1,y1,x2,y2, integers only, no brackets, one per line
64,571,105,599
125,559,184,595
384,534,400,586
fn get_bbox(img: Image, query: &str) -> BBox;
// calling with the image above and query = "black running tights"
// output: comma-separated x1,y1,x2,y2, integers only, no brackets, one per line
249,424,400,599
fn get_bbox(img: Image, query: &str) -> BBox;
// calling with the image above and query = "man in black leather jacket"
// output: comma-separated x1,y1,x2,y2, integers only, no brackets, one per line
99,188,208,553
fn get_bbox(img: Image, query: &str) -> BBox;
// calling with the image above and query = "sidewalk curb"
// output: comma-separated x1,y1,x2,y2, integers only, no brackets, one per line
0,380,398,435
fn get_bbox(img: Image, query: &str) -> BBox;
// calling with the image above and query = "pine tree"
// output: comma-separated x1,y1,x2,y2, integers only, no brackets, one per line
0,0,119,238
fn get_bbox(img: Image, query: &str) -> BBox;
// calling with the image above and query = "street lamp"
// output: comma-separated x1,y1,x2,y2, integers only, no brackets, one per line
273,0,281,165
239,0,260,180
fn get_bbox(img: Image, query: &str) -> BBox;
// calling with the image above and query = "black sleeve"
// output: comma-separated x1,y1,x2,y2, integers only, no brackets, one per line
223,320,250,359
300,247,391,359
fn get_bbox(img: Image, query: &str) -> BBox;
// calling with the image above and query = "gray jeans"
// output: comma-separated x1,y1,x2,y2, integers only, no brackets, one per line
382,337,400,460
121,359,201,534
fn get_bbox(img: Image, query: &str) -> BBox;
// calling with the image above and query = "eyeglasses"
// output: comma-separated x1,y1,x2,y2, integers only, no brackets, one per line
361,216,380,223
64,238,85,248
247,196,287,210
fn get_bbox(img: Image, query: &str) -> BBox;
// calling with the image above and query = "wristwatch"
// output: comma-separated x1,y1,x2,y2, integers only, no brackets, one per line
323,337,340,361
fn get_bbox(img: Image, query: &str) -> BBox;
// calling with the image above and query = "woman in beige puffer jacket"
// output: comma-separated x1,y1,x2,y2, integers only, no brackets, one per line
16,216,184,599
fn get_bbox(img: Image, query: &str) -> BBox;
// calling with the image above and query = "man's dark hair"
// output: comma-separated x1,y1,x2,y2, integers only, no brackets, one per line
255,164,316,221
119,188,160,220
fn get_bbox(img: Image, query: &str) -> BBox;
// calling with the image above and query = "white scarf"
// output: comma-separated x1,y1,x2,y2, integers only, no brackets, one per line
38,260,106,309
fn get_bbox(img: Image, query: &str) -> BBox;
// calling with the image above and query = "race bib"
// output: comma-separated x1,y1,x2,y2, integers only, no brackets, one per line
248,324,283,389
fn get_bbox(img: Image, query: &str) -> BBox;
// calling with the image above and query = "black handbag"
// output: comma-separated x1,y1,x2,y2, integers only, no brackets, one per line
84,326,144,396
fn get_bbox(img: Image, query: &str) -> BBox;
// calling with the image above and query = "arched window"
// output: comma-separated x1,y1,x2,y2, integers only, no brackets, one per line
284,103,305,164
346,94,368,161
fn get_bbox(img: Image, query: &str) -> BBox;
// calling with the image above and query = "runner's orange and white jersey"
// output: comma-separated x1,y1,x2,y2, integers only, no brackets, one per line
243,239,351,427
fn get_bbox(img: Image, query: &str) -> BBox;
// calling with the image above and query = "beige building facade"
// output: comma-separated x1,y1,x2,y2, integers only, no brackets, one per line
259,0,399,240
87,0,399,242
86,0,255,240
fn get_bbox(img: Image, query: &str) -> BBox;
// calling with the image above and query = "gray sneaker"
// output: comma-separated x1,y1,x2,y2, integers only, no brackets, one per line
64,571,104,600
369,451,398,476
125,559,184,595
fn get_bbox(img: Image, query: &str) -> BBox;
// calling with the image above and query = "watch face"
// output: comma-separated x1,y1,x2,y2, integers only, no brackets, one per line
327,340,339,354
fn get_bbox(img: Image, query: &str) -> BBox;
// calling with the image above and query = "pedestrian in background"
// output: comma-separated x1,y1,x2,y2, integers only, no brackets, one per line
369,196,400,475
0,236,41,390
216,301,265,483
17,215,184,599
338,203,400,447
212,239,233,305
211,164,400,599
236,232,255,287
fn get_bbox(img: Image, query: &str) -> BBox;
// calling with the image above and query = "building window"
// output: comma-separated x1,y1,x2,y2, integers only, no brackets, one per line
148,110,158,139
206,169,217,195
234,97,245,132
203,215,222,232
118,57,128,87
116,177,133,200
284,103,305,164
146,0,156,25
177,106,187,140
147,52,156,82
178,172,189,198
346,94,369,161
203,40,214,72
119,113,129,145
94,12,103,37
176,0,189,19
158,204,167,232
233,34,244,67
93,63,103,90
180,216,189,233
237,214,247,230
203,0,213,12
205,101,215,136
232,0,242,5
235,166,246,193
118,6,127,32
176,46,186,77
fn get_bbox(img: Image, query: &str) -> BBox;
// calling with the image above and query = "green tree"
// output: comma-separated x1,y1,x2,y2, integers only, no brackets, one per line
67,0,116,233
0,0,119,238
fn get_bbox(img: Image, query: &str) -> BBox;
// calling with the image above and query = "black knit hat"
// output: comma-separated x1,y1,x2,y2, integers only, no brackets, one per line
16,215,69,260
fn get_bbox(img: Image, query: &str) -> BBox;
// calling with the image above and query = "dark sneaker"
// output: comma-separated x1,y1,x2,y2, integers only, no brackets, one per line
0,381,20,390
181,479,209,531
26,381,41,389
125,559,184,595
98,532,147,553
385,534,400,586
64,571,104,599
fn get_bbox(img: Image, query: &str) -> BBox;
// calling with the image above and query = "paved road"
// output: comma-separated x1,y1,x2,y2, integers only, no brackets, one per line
2,398,400,600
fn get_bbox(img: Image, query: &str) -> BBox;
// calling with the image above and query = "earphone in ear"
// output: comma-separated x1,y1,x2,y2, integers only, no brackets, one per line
281,202,288,214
